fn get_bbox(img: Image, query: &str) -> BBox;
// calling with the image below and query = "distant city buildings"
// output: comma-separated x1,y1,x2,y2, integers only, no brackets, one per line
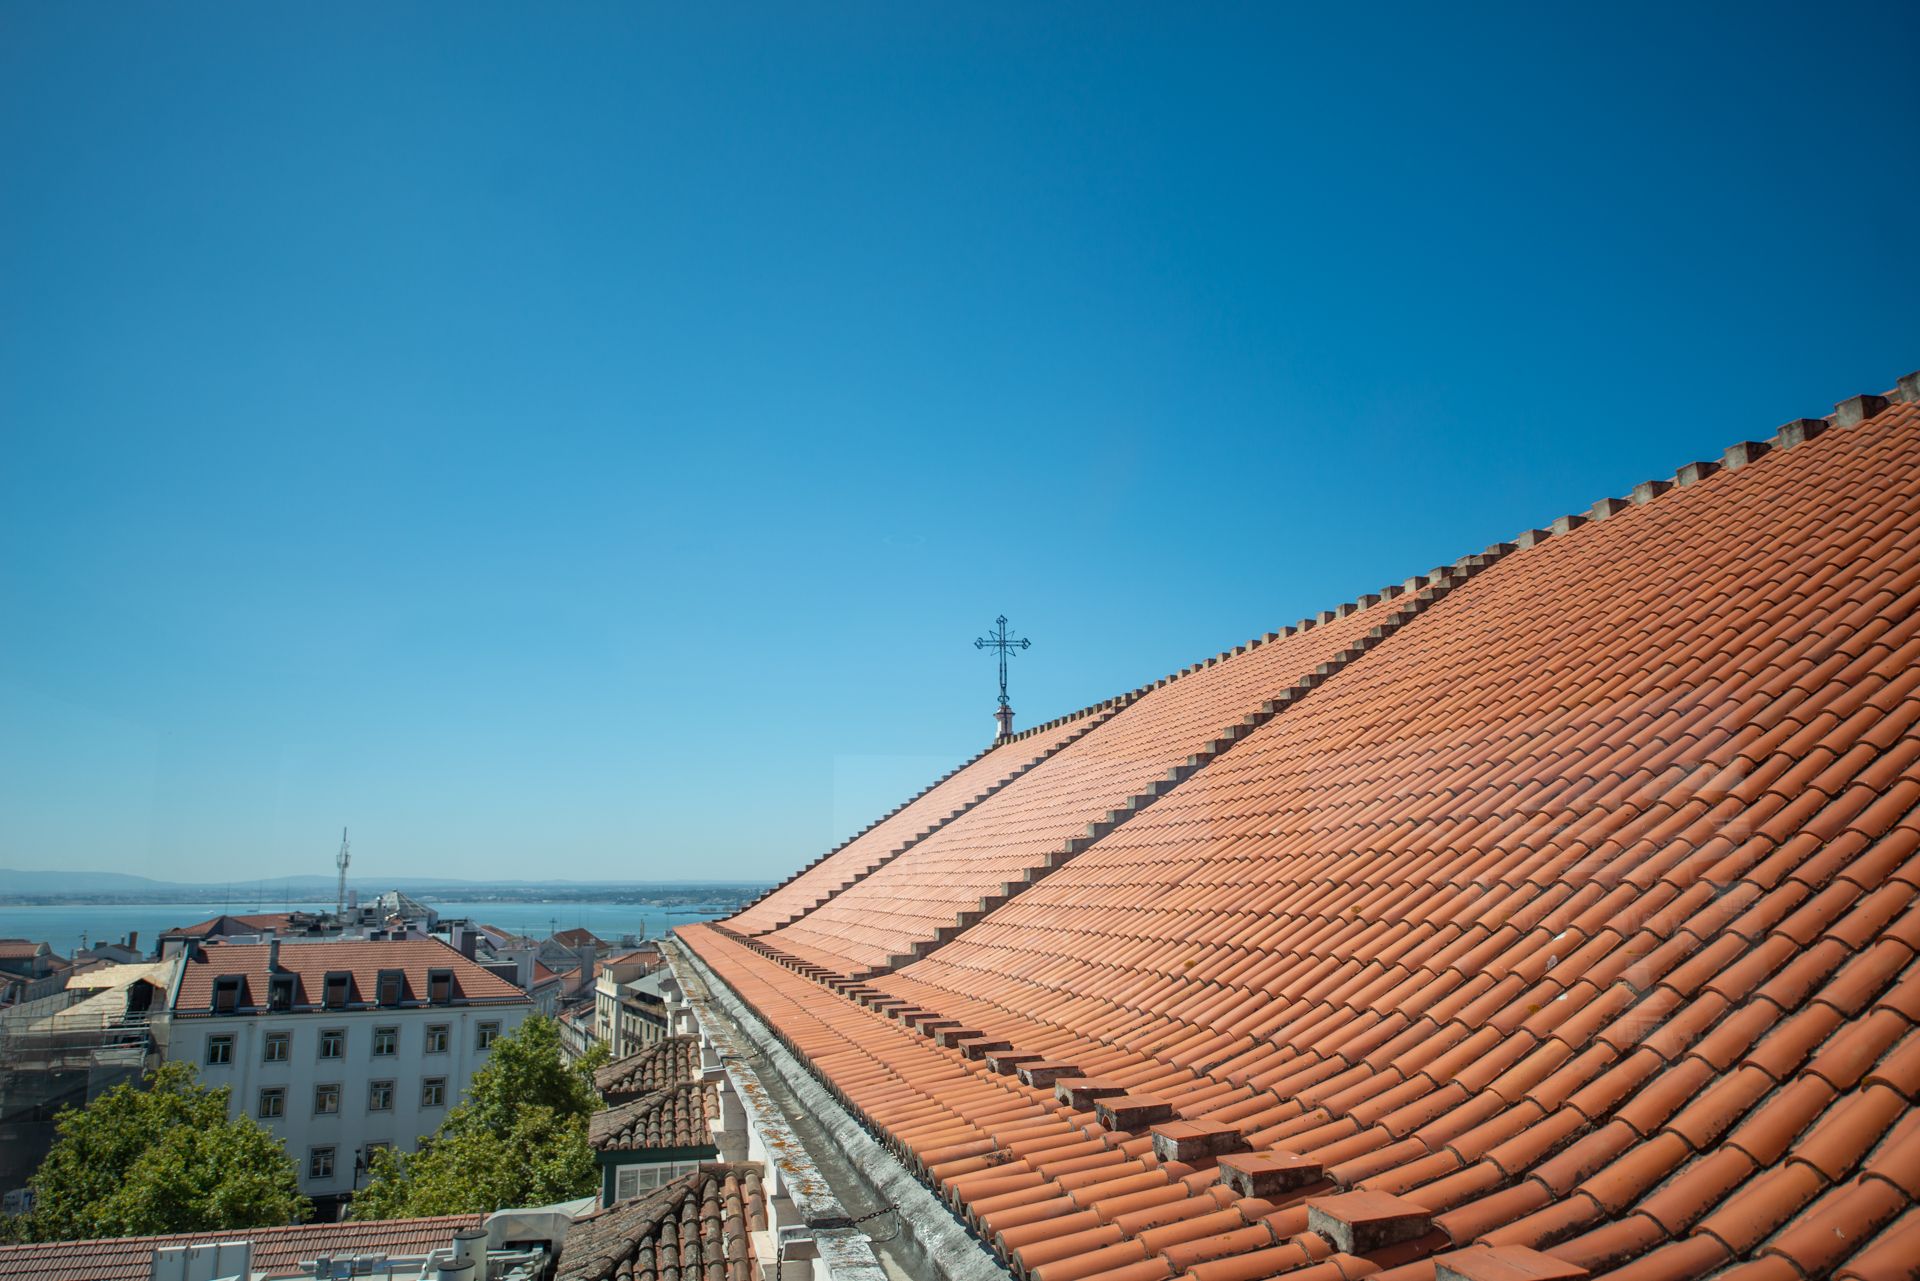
0,929,884,1280
591,949,673,1058
0,889,683,1217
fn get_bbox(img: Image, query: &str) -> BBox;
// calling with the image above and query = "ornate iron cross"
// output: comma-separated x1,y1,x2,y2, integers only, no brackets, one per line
974,614,1032,710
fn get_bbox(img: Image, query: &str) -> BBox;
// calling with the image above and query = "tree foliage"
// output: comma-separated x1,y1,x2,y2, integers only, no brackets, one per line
13,1062,308,1241
351,1016,604,1220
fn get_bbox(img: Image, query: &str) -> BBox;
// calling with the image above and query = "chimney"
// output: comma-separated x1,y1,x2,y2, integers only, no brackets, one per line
127,931,138,950
460,929,477,962
993,704,1015,742
267,938,280,972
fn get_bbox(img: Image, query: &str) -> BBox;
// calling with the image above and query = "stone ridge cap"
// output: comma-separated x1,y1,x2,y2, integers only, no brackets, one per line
1160,367,1920,677
1502,370,1917,550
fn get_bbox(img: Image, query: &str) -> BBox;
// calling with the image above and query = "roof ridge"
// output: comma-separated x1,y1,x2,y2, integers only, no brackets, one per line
1505,371,1916,550
733,701,1129,934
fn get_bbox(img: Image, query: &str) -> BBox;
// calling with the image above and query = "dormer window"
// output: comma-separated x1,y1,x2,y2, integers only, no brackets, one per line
269,974,295,1012
376,969,404,1007
427,969,453,1004
322,972,350,1009
212,976,243,1015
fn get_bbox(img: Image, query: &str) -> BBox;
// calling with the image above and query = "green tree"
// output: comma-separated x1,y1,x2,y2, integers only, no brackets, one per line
20,1062,308,1241
352,1016,604,1219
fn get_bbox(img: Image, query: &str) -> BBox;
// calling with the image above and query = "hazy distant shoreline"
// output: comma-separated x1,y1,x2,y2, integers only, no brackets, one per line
0,888,764,908
0,894,762,956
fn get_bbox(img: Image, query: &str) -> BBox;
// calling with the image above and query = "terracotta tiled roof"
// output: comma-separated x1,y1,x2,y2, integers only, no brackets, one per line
589,1080,718,1152
174,938,529,1016
596,1037,702,1102
725,702,1124,936
756,590,1420,978
166,912,296,937
682,386,1920,1280
0,1214,484,1281
553,927,605,947
556,1165,763,1281
0,941,46,960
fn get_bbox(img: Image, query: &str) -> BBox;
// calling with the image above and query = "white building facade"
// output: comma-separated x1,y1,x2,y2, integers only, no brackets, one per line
167,938,531,1212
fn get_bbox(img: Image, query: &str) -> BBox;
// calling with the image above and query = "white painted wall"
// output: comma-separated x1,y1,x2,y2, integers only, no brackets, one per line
172,1002,530,1197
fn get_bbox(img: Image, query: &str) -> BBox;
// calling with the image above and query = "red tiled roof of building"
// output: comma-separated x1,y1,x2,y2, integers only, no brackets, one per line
166,912,297,937
756,589,1408,977
0,1214,485,1281
552,927,605,947
555,1165,763,1281
589,1080,718,1152
174,938,529,1016
726,703,1125,937
596,1036,702,1102
0,940,46,960
682,385,1920,1280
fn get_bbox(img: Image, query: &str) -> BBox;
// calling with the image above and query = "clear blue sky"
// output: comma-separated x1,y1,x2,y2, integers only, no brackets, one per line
2,4,1915,886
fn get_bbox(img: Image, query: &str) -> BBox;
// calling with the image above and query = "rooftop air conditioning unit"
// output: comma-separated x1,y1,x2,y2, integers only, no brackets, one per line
150,1241,251,1281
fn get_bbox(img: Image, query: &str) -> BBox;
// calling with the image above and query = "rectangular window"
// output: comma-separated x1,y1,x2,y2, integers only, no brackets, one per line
309,1146,335,1180
376,969,404,1006
259,1088,285,1119
318,1028,344,1059
263,1032,289,1063
477,1021,501,1051
372,1026,398,1056
421,1077,446,1108
368,1080,394,1111
268,974,295,1012
212,976,242,1015
205,1035,233,1066
613,1161,704,1200
314,1083,340,1116
427,969,453,1003
322,972,350,1009
425,1024,449,1054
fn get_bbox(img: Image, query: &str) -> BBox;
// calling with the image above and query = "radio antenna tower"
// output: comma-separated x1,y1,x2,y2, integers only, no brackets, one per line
335,828,351,917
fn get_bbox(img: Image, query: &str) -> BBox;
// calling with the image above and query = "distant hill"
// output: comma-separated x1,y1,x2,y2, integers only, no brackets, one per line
0,869,196,895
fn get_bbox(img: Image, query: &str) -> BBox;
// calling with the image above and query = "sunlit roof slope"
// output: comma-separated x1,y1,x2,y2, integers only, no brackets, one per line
682,378,1920,1281
726,702,1123,936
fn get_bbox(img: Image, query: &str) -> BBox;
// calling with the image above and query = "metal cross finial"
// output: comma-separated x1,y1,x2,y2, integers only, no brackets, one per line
974,614,1031,709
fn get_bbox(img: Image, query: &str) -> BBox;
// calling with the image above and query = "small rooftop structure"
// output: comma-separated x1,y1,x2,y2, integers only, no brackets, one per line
556,1165,764,1281
595,1036,704,1104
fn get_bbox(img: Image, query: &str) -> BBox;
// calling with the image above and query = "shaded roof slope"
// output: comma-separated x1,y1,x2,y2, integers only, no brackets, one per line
683,384,1920,1281
726,701,1124,936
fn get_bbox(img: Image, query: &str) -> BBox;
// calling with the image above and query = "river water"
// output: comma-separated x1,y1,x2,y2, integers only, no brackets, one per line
0,899,739,957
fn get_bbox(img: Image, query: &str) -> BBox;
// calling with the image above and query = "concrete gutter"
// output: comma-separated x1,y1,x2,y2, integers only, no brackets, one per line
668,938,1011,1281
